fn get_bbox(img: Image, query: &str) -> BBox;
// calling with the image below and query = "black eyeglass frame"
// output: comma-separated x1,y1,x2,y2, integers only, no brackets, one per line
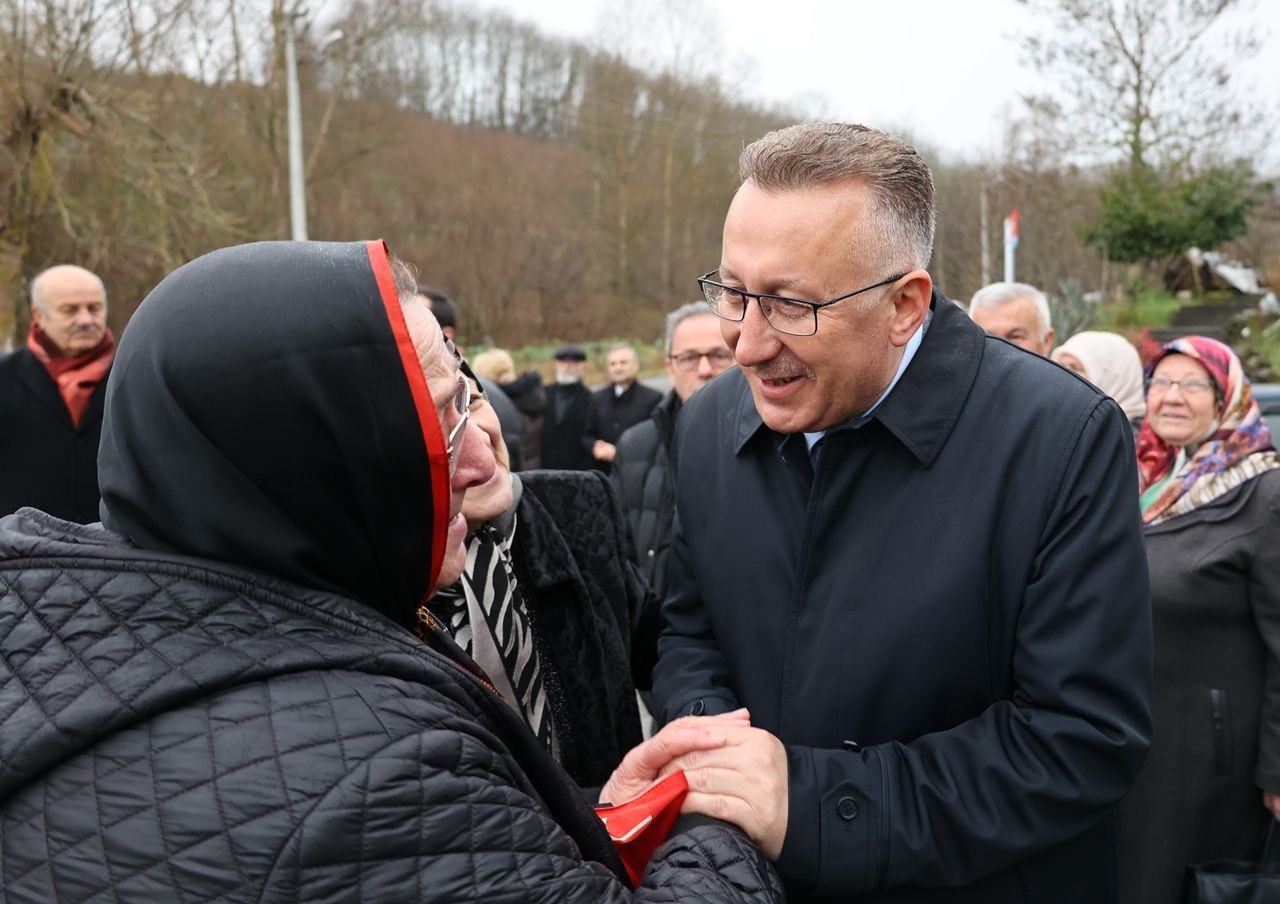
696,270,911,337
666,349,736,371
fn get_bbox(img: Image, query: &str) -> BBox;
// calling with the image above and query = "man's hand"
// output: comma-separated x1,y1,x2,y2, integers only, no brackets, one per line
1264,790,1280,821
666,725,789,860
600,709,750,805
593,439,617,462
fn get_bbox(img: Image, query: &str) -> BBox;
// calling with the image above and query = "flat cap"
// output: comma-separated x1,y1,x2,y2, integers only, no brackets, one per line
554,344,587,362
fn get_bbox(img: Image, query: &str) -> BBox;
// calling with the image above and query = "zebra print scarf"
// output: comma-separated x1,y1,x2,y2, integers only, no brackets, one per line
432,506,557,754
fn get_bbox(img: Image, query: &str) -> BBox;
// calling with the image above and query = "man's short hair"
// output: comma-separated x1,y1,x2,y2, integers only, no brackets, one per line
29,266,109,314
606,342,638,358
738,122,936,271
969,282,1052,337
664,302,717,354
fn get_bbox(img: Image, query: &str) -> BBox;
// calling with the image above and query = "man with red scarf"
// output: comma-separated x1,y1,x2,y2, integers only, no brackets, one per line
0,264,114,523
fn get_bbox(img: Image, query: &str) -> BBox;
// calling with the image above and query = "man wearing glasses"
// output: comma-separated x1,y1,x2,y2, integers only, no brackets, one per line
648,124,1152,903
613,302,735,602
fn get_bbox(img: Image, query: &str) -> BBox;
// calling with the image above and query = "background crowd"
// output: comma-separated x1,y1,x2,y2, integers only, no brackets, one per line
0,119,1276,904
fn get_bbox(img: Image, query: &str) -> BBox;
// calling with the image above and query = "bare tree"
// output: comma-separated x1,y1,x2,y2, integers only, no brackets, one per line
1021,0,1265,170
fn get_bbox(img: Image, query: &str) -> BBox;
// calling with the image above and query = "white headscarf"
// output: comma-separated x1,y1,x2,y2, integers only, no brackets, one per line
1052,331,1146,422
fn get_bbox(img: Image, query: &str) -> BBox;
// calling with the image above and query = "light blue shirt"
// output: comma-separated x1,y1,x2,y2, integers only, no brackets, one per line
805,319,927,457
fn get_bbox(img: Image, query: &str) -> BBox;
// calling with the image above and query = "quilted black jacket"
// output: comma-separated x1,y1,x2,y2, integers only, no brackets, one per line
612,391,680,602
0,510,784,903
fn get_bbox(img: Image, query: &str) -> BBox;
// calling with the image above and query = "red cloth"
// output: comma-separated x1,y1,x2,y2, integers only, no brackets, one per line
26,322,115,427
595,770,689,887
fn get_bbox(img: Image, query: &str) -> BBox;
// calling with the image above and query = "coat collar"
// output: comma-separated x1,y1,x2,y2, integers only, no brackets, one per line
733,289,983,467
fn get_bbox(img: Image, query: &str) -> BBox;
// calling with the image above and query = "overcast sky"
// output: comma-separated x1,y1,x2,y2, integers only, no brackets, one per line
479,0,1280,168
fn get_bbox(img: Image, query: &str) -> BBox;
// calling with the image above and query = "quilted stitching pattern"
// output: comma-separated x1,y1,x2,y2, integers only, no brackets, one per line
0,515,782,902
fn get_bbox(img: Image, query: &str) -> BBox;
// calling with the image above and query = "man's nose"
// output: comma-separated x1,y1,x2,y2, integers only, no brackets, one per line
452,420,496,490
696,354,718,378
730,300,780,367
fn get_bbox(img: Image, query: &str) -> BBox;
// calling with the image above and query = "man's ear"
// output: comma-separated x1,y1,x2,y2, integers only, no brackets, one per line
1041,328,1057,355
889,270,933,347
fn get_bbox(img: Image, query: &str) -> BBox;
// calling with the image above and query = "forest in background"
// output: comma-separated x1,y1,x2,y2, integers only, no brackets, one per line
2,0,1277,350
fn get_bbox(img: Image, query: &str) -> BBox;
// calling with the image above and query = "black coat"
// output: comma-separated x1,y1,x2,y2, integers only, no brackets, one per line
1118,469,1280,904
543,381,598,470
504,371,546,470
483,469,656,785
0,510,784,903
612,390,680,601
0,239,785,903
652,294,1153,902
0,347,106,523
478,377,525,470
595,381,664,446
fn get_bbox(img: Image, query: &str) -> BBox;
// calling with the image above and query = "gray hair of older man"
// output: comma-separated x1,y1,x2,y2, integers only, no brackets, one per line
737,122,936,272
664,301,719,355
968,282,1053,337
29,265,109,314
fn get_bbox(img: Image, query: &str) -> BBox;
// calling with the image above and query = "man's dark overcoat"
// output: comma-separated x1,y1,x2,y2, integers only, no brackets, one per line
0,347,106,523
594,381,663,447
652,293,1153,903
542,381,598,470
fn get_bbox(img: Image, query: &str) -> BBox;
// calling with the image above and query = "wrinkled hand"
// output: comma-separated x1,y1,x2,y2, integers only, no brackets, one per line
593,440,617,462
665,725,789,861
1264,790,1280,821
600,709,751,805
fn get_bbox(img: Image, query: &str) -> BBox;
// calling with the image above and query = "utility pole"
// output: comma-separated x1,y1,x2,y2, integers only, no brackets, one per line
979,186,991,286
284,10,307,241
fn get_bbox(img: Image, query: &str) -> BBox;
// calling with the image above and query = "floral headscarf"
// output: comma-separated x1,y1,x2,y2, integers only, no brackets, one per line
1136,335,1279,525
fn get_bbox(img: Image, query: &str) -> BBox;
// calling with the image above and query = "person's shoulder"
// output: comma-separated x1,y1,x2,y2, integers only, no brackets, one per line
0,346,32,373
978,335,1107,408
616,416,659,453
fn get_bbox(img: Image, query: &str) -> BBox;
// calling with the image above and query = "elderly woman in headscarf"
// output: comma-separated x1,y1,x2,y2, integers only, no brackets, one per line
0,240,783,902
429,368,659,788
1117,335,1280,904
1051,330,1146,433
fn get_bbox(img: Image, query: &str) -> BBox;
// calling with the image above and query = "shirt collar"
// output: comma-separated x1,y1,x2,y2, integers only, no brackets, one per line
736,290,983,466
803,313,928,452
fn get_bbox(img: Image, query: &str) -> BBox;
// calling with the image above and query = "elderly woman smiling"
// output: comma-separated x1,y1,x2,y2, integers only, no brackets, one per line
1118,336,1280,904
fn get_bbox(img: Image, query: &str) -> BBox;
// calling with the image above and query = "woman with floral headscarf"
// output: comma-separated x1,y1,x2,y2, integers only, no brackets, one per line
1118,336,1280,904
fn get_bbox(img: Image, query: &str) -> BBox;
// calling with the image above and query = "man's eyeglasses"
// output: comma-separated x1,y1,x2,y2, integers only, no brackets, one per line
668,349,735,372
1146,377,1214,397
444,375,471,473
697,270,909,337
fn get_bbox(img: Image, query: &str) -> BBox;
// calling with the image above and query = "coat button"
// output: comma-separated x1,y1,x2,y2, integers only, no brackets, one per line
837,796,859,820
689,699,705,716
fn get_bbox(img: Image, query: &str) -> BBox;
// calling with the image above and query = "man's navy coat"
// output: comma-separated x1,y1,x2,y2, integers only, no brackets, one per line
652,294,1153,903
0,347,105,523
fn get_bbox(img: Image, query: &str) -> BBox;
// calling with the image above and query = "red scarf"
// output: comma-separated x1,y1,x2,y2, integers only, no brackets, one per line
26,322,115,427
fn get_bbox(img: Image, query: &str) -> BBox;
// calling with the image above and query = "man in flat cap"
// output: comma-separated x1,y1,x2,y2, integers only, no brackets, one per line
541,344,599,470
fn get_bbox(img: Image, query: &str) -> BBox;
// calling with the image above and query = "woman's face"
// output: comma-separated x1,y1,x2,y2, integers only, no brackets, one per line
461,390,514,530
1147,353,1219,448
1055,351,1089,380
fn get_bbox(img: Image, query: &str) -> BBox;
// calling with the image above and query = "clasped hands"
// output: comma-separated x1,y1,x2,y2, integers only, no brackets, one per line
600,708,789,860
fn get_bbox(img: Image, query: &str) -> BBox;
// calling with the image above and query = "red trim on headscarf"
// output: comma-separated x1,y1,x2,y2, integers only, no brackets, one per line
26,322,115,427
366,240,449,600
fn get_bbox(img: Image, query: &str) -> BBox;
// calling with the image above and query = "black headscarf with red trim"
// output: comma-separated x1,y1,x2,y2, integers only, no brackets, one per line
98,240,449,630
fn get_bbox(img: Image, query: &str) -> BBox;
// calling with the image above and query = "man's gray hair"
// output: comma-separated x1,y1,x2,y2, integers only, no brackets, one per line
664,302,717,354
29,265,108,314
969,282,1052,337
738,122,936,270
606,342,638,358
